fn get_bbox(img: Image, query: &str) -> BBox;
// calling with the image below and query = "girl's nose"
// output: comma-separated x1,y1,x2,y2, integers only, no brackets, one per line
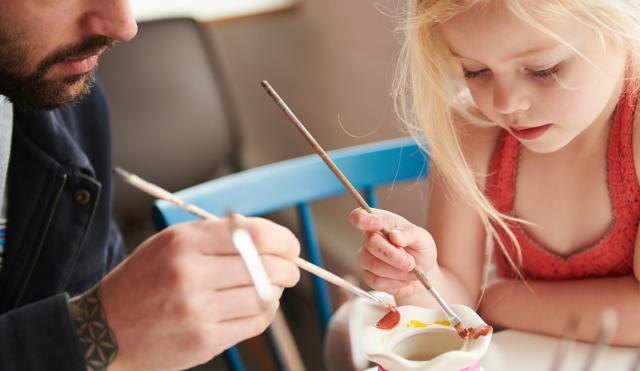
81,0,138,42
492,79,530,115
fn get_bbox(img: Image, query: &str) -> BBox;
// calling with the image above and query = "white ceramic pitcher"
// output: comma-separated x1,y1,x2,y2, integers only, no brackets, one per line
363,305,492,371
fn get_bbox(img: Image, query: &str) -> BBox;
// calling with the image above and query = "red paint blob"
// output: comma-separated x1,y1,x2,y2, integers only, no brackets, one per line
459,324,494,340
467,324,493,339
457,326,470,340
376,309,400,329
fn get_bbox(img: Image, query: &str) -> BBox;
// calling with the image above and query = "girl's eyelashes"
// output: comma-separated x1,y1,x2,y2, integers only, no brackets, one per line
462,64,561,80
526,64,560,78
463,68,488,79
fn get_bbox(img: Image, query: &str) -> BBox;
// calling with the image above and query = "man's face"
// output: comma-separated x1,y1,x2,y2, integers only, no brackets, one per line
0,0,137,110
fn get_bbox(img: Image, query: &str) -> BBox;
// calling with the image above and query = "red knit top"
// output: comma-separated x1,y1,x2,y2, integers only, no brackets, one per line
485,89,640,280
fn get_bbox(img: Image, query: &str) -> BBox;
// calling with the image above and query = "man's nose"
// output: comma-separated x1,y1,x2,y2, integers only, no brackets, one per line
492,79,530,115
80,0,138,42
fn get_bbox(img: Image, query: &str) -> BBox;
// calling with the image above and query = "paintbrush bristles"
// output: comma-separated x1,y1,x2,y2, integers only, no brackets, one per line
294,257,392,310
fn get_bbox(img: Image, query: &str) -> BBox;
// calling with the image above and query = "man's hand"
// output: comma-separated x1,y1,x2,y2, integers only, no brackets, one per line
73,217,300,371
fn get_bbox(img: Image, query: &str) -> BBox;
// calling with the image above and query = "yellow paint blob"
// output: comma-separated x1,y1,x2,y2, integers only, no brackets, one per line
406,319,452,328
380,319,452,344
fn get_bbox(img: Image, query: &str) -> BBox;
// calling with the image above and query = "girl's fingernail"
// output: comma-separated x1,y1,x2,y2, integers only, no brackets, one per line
401,253,414,271
390,228,402,239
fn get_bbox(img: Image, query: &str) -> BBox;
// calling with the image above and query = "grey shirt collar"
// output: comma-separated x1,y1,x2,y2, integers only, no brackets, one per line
0,96,13,211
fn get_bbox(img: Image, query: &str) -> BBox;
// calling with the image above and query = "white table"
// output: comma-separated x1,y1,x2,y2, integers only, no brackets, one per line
130,0,300,23
481,329,639,371
361,330,638,371
337,294,639,371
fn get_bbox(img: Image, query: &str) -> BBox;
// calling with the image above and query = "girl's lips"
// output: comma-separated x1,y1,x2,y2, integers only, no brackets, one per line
510,124,552,140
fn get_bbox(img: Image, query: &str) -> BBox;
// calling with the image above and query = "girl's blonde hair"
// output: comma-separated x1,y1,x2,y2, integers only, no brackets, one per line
394,0,640,289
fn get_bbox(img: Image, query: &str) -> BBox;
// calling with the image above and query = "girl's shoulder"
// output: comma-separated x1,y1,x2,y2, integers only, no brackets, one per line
456,119,503,188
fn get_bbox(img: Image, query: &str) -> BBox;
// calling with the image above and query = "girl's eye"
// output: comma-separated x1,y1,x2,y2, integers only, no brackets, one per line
527,64,560,78
463,68,488,79
463,64,561,80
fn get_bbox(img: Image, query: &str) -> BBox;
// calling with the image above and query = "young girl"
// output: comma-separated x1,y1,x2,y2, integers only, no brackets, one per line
351,0,640,346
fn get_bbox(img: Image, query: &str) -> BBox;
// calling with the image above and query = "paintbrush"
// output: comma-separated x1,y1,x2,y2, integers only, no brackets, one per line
227,211,275,306
581,309,618,371
113,166,394,311
548,314,580,371
629,349,640,371
260,80,471,338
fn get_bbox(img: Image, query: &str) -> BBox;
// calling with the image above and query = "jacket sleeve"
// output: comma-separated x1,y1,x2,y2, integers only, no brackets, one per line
0,293,85,370
0,223,125,370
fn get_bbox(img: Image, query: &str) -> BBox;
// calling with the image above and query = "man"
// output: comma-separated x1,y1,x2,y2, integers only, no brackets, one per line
0,1,301,370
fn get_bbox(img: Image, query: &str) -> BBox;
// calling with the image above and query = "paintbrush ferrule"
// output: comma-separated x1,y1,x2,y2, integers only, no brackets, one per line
427,286,462,324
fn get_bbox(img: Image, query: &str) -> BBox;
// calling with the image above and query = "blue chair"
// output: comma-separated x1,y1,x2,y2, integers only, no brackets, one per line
152,137,429,371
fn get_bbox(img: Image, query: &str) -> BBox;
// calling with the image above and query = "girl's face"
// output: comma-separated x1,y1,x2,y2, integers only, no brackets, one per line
441,3,627,154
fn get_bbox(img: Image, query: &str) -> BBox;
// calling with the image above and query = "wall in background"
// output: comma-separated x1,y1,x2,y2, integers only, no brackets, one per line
209,0,404,166
207,0,428,279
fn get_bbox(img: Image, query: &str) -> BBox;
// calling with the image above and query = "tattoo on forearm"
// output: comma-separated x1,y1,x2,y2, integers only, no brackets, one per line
68,284,118,370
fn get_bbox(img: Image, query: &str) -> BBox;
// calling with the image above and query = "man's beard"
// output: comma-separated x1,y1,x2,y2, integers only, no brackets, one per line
0,36,114,111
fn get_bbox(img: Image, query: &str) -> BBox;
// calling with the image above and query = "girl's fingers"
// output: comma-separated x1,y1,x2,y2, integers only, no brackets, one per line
363,232,415,271
362,270,414,295
394,285,416,298
387,225,436,253
349,208,384,232
358,248,416,280
349,207,410,232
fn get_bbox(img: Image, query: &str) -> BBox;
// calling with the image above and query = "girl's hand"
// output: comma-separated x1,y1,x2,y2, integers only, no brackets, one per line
350,208,438,297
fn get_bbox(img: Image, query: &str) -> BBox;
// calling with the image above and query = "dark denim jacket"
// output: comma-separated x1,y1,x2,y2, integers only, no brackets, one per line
0,82,126,370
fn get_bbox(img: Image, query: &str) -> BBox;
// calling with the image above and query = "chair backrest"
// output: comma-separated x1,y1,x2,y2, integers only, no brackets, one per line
152,137,428,334
153,137,427,219
98,17,241,246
